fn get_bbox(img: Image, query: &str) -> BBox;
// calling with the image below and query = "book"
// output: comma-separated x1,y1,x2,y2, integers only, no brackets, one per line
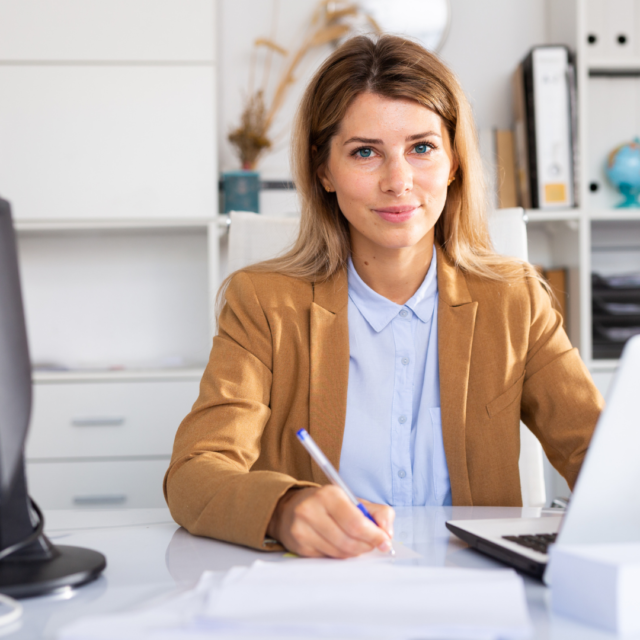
478,128,518,209
513,46,576,209
536,266,568,331
495,129,518,208
513,64,531,208
478,127,498,210
546,268,568,331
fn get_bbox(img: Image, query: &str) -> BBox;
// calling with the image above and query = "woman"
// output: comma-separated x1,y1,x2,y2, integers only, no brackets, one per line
164,35,603,559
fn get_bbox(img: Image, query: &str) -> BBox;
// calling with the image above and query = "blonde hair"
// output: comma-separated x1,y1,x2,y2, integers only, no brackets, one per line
218,34,543,309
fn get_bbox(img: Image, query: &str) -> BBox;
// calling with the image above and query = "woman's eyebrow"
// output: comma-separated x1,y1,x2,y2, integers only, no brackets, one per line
343,136,382,145
406,131,441,141
343,131,441,146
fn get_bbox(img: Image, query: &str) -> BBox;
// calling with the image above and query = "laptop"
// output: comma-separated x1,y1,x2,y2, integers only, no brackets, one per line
446,335,640,581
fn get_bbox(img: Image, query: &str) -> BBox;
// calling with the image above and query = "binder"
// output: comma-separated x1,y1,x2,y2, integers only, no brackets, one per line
513,46,576,209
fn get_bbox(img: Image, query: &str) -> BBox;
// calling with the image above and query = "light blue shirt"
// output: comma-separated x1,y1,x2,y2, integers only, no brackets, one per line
339,251,452,507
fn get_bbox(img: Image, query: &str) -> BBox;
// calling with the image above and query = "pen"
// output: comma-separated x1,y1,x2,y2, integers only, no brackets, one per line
296,428,394,555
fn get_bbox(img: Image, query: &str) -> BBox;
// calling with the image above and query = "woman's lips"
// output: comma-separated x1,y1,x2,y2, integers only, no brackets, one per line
372,205,420,223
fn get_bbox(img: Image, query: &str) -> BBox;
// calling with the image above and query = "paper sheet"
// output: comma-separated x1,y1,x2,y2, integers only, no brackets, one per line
282,540,422,561
60,560,532,640
201,561,532,639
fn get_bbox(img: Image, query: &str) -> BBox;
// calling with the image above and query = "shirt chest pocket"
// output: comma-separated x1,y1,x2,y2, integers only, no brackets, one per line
485,371,526,419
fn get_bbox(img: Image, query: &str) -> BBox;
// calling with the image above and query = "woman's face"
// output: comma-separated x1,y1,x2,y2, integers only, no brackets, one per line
319,92,457,258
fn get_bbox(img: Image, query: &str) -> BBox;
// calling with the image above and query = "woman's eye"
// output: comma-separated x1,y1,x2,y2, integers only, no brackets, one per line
356,147,373,158
414,143,429,154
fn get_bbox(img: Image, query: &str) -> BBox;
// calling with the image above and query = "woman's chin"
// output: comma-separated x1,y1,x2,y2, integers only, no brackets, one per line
369,239,432,253
370,229,435,252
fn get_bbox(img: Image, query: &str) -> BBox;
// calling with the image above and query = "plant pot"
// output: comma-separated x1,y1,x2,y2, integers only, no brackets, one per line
222,170,260,213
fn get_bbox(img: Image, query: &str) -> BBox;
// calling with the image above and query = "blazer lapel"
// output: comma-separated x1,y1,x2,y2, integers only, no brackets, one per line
437,246,477,505
308,269,350,484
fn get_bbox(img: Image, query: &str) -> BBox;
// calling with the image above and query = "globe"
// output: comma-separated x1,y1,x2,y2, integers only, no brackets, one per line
605,138,640,208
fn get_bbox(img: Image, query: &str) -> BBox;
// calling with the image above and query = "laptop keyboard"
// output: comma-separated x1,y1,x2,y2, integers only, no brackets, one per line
502,533,557,554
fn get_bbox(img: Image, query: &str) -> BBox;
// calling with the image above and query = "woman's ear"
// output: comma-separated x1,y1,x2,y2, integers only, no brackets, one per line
449,153,460,183
313,144,335,193
316,164,335,193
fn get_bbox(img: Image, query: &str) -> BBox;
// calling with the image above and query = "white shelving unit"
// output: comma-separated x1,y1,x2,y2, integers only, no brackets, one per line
529,0,640,404
0,1,219,509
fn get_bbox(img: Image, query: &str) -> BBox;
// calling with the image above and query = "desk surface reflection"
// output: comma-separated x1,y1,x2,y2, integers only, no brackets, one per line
7,506,617,640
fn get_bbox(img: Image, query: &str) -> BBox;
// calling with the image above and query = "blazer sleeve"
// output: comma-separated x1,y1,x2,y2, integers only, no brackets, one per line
520,277,604,490
163,272,317,550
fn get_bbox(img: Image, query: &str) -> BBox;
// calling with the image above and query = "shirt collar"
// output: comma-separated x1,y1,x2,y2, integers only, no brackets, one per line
347,250,438,333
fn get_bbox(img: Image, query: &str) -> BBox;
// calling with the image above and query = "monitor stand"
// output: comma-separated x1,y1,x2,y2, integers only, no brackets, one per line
0,461,106,598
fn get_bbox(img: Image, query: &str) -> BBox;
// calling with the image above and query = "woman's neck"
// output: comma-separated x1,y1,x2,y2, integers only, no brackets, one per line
350,233,435,305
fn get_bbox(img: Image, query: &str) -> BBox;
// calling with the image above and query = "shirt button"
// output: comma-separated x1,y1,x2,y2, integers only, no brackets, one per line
398,469,407,479
401,357,410,365
398,415,407,424
399,309,409,318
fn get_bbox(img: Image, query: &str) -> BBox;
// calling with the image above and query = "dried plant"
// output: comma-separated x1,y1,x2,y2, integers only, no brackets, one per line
229,0,380,170
228,91,272,171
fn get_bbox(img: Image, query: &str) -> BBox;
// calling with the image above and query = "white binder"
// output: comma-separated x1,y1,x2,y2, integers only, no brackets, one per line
531,47,574,209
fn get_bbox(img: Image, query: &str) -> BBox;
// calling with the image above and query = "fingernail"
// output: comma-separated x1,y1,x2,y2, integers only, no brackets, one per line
378,540,392,553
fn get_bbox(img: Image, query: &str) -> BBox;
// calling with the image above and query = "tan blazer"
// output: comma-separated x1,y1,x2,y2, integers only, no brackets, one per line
164,246,603,551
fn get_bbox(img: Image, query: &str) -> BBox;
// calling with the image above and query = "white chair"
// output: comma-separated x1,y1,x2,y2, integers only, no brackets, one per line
488,207,547,508
227,208,547,508
227,211,299,274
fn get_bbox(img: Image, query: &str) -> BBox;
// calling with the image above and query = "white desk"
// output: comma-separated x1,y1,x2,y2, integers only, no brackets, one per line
8,506,616,639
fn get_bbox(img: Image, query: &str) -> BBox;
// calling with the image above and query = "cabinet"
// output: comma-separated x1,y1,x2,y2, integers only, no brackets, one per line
0,1,219,508
526,0,640,402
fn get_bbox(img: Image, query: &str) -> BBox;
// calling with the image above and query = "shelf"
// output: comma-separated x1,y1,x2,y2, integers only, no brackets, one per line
524,209,581,223
13,217,221,233
32,367,205,384
589,209,640,221
588,359,620,372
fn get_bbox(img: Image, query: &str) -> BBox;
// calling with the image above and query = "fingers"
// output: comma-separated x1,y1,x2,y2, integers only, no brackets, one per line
361,499,395,539
320,488,389,549
271,485,394,558
299,494,383,557
288,508,373,558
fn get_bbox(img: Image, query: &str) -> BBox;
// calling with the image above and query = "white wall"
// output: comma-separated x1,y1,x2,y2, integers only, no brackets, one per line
217,0,548,179
217,0,331,179
438,0,546,130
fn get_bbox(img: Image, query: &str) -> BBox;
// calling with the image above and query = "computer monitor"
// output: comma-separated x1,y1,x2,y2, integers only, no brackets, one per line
0,197,106,597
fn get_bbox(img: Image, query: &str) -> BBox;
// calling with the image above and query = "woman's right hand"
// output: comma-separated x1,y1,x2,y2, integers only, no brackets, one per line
266,486,394,558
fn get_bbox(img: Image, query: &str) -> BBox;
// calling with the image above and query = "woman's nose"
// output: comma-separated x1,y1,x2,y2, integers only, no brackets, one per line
380,157,413,196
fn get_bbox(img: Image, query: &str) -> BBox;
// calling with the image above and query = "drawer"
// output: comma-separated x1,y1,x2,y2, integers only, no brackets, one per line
26,379,200,459
27,458,170,509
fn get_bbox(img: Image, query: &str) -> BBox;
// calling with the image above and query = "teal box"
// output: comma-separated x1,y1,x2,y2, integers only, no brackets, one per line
222,170,260,213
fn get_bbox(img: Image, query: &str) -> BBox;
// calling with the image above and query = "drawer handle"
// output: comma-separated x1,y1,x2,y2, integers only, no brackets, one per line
71,417,125,427
73,494,127,506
